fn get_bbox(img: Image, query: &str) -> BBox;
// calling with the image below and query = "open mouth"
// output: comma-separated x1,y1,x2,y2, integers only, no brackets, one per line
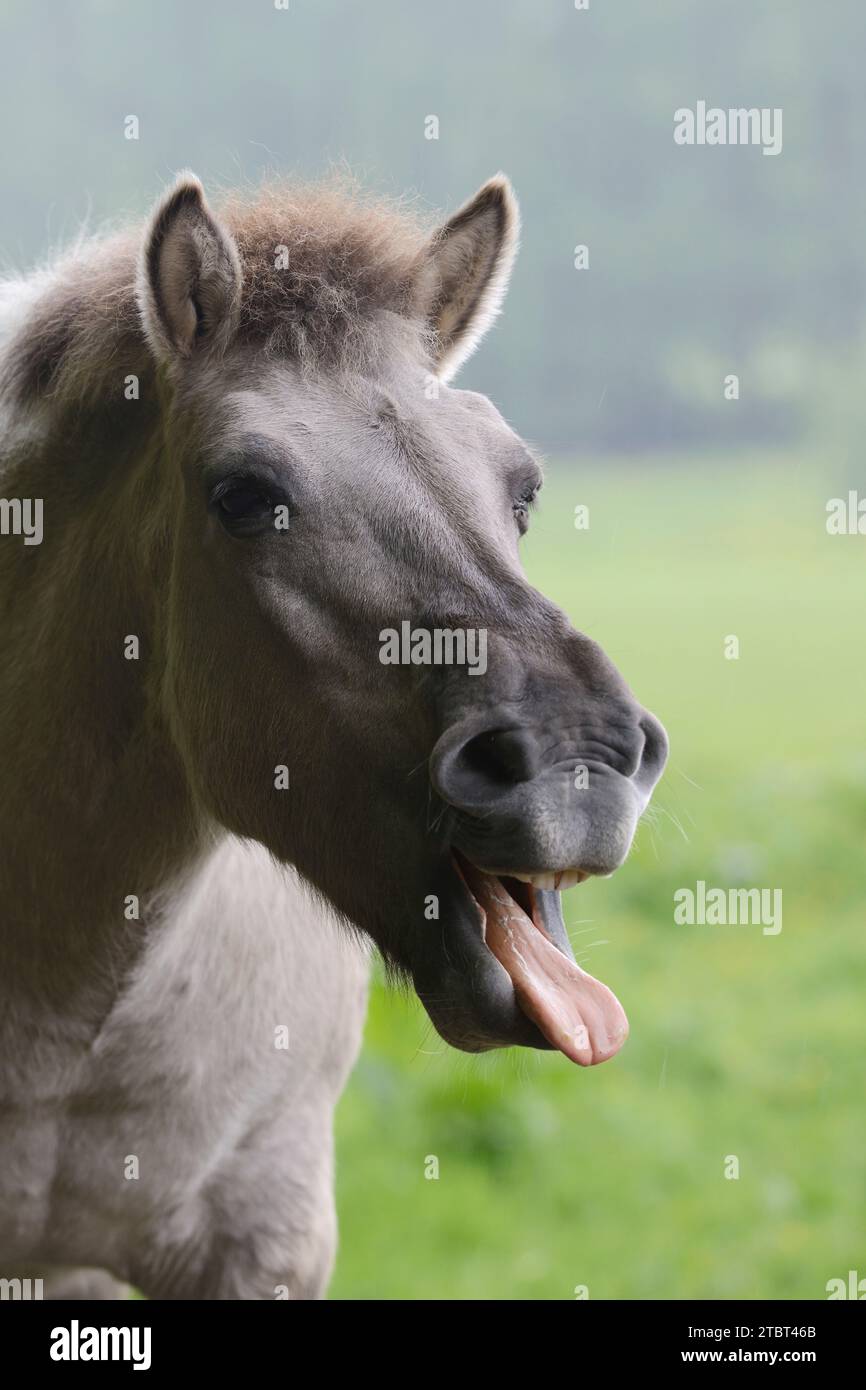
453,851,629,1067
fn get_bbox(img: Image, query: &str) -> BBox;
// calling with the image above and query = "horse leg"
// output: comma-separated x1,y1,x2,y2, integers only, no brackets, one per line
132,1115,340,1301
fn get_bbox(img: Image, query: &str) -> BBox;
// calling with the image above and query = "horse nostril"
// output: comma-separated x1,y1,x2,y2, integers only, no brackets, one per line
431,725,538,812
634,712,669,797
462,728,537,786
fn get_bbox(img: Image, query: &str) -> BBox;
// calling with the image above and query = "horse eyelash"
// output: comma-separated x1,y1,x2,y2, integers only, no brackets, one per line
514,483,541,512
209,473,274,506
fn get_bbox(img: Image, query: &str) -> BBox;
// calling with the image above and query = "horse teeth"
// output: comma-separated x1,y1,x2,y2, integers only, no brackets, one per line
556,871,582,891
504,870,589,891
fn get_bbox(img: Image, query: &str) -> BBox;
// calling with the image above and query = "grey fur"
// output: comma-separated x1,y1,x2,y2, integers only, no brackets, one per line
0,173,665,1299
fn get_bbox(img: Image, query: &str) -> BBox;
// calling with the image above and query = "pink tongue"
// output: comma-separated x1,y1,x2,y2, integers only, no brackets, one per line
471,872,629,1067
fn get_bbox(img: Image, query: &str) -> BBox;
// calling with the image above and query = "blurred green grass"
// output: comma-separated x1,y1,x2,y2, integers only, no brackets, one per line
331,453,866,1300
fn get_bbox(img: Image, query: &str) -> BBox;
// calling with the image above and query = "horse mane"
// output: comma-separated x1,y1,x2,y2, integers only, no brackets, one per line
0,176,434,411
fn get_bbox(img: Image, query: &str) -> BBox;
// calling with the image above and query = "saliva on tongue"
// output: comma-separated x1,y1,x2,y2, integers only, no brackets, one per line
463,866,629,1067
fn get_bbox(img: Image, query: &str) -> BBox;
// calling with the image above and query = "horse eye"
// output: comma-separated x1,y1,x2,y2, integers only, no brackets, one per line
219,485,271,518
513,483,540,534
209,477,277,532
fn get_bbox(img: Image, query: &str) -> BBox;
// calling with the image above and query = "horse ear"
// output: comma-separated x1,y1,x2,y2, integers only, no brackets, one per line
418,175,520,382
137,173,242,362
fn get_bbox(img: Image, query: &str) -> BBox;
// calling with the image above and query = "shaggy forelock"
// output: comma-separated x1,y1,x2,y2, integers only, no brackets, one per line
0,177,435,407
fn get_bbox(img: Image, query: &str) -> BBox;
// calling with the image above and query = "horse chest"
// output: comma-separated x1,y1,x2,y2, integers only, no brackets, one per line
0,840,369,1276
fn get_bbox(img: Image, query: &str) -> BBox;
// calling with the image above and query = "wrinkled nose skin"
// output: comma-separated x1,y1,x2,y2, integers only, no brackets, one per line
429,632,669,878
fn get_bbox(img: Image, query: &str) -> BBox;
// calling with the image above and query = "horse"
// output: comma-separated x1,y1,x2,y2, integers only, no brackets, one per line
0,171,667,1299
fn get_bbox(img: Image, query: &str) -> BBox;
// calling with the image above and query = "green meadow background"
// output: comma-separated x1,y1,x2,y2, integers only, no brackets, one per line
333,457,865,1300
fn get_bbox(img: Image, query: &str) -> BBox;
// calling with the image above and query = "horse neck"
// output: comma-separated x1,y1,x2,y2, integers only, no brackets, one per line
0,390,210,963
